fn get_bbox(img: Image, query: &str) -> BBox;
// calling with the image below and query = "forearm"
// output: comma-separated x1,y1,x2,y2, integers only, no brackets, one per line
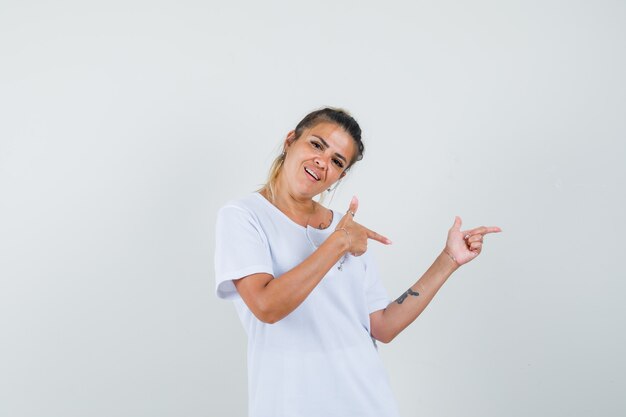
374,251,459,342
259,231,348,322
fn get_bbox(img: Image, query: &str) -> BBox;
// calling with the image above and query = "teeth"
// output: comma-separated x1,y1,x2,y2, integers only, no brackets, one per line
305,167,319,180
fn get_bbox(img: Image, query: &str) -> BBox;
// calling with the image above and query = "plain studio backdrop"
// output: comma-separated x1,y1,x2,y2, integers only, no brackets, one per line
1,1,624,416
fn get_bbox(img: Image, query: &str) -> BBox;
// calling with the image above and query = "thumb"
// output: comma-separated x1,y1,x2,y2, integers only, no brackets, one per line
452,216,462,231
347,195,359,217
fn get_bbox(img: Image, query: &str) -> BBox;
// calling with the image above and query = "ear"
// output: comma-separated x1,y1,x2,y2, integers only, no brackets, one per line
284,130,297,150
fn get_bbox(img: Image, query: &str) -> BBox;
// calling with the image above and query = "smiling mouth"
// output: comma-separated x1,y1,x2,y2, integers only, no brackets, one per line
304,167,320,181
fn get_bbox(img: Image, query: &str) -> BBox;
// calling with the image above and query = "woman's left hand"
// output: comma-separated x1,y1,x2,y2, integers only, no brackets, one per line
444,216,501,266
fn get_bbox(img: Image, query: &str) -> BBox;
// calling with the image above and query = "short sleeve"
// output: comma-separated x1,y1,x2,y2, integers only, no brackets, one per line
362,251,391,314
214,205,274,300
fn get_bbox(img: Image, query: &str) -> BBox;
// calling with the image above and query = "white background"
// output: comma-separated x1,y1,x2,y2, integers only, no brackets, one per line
1,1,625,416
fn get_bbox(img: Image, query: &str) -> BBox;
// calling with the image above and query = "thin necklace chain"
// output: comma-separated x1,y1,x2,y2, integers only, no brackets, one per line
304,209,347,271
270,193,348,271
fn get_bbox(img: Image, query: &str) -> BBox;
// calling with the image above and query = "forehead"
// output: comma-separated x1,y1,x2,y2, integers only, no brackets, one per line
302,122,357,161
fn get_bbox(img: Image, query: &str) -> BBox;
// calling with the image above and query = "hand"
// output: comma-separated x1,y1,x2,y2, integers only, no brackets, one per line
444,216,501,266
335,196,392,257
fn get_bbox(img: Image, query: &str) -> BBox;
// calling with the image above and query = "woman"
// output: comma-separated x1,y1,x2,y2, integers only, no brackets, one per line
214,108,501,417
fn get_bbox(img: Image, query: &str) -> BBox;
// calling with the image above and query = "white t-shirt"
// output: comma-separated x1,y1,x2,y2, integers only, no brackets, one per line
215,193,400,417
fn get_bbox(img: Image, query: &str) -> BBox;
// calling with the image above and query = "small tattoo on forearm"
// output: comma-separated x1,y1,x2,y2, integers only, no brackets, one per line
395,288,420,304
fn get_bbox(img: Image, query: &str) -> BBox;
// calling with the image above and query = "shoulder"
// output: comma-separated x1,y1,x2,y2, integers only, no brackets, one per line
216,193,278,236
220,192,261,209
218,193,264,217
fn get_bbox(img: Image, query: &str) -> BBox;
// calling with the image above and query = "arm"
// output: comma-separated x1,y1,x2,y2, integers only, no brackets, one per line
370,251,457,343
234,231,349,324
234,196,390,324
370,217,501,343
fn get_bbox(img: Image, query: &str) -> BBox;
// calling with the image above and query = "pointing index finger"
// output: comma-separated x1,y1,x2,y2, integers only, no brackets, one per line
366,228,392,245
463,226,502,236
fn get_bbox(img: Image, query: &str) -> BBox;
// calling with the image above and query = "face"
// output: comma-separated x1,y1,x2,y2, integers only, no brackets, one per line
280,122,357,199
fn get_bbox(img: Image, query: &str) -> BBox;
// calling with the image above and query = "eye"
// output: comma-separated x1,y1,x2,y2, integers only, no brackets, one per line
333,158,345,169
311,141,323,150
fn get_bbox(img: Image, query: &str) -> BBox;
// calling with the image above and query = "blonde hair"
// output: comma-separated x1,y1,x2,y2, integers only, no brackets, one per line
260,151,287,203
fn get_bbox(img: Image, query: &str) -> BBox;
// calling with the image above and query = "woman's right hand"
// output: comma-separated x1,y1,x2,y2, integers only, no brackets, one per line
334,196,392,256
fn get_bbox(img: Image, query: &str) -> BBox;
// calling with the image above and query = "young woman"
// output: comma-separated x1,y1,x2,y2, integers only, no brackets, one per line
214,108,501,417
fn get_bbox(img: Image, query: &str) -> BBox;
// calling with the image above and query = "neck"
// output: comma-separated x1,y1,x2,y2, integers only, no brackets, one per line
262,179,319,227
271,186,315,216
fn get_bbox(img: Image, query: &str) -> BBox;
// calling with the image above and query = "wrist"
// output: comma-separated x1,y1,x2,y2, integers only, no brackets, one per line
442,248,460,270
334,228,351,253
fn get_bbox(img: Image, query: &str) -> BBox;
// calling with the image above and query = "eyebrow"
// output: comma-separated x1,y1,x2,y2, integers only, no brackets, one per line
312,135,348,163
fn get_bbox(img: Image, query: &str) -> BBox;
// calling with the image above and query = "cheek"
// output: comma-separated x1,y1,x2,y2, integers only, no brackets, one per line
329,168,345,181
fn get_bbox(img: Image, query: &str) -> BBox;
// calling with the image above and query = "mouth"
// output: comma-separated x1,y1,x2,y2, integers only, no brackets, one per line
304,167,320,181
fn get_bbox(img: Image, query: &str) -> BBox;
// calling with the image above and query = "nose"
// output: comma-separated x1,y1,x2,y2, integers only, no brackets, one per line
314,156,327,170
